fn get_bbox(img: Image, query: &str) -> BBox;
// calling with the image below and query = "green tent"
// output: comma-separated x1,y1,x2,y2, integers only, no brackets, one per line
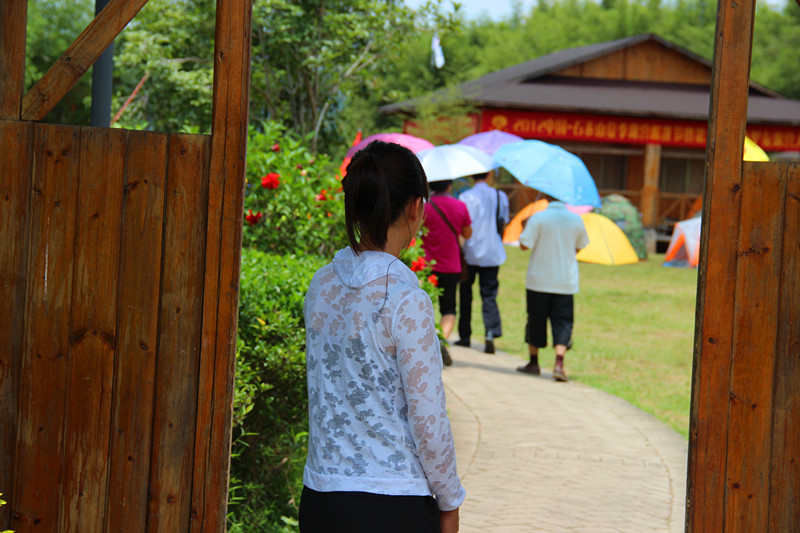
597,194,647,260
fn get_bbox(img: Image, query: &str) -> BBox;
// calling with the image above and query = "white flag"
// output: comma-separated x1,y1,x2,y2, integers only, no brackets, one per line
431,33,445,69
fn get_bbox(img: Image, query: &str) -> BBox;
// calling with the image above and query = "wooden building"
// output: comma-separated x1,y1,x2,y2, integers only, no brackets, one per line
382,34,800,231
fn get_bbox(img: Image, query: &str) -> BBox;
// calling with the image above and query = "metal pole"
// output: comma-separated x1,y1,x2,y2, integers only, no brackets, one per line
90,0,113,127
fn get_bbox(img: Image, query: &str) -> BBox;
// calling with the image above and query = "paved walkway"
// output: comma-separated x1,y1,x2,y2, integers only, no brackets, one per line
442,342,688,533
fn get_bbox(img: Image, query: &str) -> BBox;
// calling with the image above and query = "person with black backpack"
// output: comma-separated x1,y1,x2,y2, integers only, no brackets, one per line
455,172,509,354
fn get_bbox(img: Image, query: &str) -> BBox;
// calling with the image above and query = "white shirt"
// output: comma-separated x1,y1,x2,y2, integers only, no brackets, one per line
519,202,589,294
460,182,509,267
303,247,466,511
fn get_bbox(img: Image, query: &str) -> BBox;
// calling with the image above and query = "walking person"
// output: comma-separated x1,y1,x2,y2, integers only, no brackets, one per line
455,172,509,354
422,179,472,366
516,196,589,381
300,141,464,533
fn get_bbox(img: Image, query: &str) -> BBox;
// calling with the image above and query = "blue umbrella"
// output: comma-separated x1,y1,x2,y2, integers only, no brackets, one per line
493,140,601,207
457,130,523,155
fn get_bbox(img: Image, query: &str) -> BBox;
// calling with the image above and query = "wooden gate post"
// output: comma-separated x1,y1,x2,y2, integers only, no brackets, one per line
688,0,800,530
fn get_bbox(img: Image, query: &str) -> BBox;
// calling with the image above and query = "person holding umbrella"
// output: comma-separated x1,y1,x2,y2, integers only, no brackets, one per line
516,194,589,382
422,179,472,366
455,171,509,354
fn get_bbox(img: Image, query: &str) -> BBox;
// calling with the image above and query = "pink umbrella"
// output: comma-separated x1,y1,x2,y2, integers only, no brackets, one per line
346,133,434,159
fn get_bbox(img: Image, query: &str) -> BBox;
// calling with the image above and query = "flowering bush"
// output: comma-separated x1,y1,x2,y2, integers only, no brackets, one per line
243,121,346,257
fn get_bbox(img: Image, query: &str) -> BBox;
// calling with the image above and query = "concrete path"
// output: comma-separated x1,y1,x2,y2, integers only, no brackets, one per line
442,343,688,533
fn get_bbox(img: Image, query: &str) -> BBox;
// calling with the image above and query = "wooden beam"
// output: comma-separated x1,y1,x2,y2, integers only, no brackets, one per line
641,143,661,227
192,0,252,530
687,0,757,529
768,163,800,532
724,162,785,532
0,0,28,119
0,120,33,529
20,0,149,122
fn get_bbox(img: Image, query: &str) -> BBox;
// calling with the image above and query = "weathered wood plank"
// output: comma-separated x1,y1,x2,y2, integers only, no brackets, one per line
0,120,33,529
21,0,149,121
768,162,800,533
724,162,785,532
12,124,80,531
104,130,169,533
57,127,127,532
0,0,28,119
192,0,252,529
686,0,757,529
146,133,209,532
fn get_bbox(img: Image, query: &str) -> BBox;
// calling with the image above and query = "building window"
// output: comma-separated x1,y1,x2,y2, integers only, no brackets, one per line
660,157,704,194
578,152,627,190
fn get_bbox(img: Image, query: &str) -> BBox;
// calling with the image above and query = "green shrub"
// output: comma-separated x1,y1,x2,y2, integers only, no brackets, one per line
243,121,347,257
228,249,326,532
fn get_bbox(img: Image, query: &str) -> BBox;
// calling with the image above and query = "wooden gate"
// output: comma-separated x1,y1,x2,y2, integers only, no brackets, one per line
688,0,800,530
0,0,252,531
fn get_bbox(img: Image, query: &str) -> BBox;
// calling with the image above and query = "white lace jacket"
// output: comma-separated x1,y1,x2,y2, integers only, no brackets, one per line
303,247,466,511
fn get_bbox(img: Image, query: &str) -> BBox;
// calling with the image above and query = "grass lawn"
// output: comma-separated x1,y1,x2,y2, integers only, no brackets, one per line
463,248,698,438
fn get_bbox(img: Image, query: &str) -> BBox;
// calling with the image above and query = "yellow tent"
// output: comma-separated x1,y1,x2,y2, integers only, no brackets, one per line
576,213,639,265
744,136,769,161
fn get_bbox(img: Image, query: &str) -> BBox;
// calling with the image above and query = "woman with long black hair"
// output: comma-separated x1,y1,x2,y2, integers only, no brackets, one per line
299,141,465,533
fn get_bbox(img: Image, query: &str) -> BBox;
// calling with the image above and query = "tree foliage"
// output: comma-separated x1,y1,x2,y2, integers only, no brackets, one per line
23,0,800,145
25,0,93,125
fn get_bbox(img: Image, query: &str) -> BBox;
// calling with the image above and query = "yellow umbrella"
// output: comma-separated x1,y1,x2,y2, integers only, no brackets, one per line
576,213,639,266
744,136,769,162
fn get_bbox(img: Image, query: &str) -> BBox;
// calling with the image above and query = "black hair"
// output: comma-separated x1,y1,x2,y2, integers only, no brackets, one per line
428,179,453,193
342,141,429,254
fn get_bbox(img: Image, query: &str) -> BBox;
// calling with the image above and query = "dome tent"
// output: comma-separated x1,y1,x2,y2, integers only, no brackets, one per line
597,194,647,260
663,216,702,268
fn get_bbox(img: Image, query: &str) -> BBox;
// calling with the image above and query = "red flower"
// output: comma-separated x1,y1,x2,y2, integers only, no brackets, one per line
315,189,328,202
271,143,281,152
261,172,280,189
427,274,438,287
408,237,417,248
410,257,427,272
245,209,263,225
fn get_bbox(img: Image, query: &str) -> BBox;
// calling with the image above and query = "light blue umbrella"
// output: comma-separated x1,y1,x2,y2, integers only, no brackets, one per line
493,140,601,207
417,144,495,182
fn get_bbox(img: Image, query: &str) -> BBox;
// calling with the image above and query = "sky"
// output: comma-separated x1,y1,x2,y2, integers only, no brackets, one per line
404,0,527,21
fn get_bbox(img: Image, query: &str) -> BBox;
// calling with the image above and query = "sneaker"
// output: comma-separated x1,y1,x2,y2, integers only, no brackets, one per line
454,338,470,347
553,364,568,382
441,344,453,366
516,362,540,375
484,339,495,354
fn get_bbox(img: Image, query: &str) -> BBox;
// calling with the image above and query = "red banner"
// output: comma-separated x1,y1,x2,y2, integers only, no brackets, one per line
481,109,800,152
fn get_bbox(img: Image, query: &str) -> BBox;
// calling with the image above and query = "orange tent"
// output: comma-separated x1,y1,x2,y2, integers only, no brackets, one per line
502,199,549,244
664,217,702,267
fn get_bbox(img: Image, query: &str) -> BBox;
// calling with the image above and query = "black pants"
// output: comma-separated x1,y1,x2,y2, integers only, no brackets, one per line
525,290,574,348
299,486,440,533
458,265,502,340
433,271,461,317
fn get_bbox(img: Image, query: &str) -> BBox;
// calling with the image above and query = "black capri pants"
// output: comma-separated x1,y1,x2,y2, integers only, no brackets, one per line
525,290,574,348
432,271,461,316
299,486,440,533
